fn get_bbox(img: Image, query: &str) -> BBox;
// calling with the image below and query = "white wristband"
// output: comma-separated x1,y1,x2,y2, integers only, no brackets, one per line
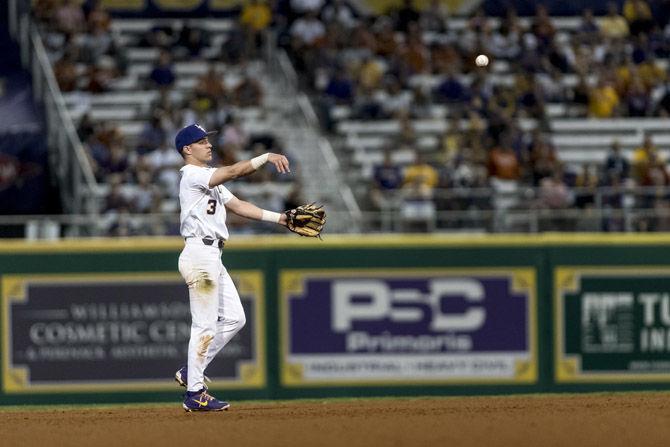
251,153,269,170
261,210,282,223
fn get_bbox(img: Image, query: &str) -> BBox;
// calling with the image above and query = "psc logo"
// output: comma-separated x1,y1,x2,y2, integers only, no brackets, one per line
331,279,486,332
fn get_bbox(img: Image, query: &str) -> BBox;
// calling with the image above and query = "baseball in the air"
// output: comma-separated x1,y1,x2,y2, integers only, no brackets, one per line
475,54,489,67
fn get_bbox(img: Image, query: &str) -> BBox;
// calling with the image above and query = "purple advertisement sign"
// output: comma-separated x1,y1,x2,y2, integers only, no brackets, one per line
280,269,537,385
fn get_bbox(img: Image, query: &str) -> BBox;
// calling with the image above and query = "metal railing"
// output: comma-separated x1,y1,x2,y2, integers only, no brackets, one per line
2,184,670,238
269,48,362,232
359,184,670,233
8,0,101,233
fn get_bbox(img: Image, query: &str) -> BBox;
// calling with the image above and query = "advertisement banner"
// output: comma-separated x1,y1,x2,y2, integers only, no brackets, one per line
555,267,670,382
2,272,265,392
280,268,537,386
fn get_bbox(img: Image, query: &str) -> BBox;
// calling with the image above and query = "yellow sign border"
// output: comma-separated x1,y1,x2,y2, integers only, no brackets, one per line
2,233,670,253
279,268,537,387
554,266,670,383
1,271,266,393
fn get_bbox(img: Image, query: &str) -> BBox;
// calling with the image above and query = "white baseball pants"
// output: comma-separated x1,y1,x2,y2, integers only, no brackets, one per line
178,239,246,392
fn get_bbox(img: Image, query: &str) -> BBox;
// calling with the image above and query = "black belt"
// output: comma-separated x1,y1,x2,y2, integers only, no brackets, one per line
202,238,225,248
186,237,225,248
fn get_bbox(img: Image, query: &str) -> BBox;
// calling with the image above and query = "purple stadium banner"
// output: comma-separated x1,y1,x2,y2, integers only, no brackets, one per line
280,269,537,385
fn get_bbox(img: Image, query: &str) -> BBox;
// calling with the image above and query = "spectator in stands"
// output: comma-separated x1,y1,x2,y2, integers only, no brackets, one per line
146,139,183,199
531,4,556,50
220,23,247,64
54,0,86,35
601,172,627,231
105,143,130,181
537,69,568,105
84,30,111,65
488,137,522,184
232,72,264,107
373,16,399,58
403,149,439,193
321,0,358,30
574,163,601,208
284,181,307,211
604,139,631,184
219,114,249,158
139,24,175,49
370,148,403,211
482,16,521,59
529,137,559,186
600,2,630,40
588,76,620,118
545,39,571,74
637,53,667,92
103,177,130,214
85,1,111,31
396,113,417,149
323,68,355,105
638,151,670,209
381,76,413,118
86,56,117,93
33,0,59,27
290,10,326,72
410,85,433,119
538,168,573,230
392,0,420,34
400,150,438,232
434,68,470,105
290,0,324,15
53,50,78,92
517,32,543,74
107,207,138,237
194,63,228,111
240,0,273,57
419,0,449,33
77,112,95,143
148,50,176,90
133,170,160,214
514,74,546,119
175,24,208,59
357,56,384,92
631,133,662,183
437,117,462,166
631,32,651,64
428,43,458,76
568,74,590,116
623,0,654,36
576,8,600,45
399,25,430,76
137,114,167,155
625,76,651,116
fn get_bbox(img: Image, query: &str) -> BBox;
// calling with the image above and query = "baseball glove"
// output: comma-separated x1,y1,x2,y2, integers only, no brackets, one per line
285,203,326,239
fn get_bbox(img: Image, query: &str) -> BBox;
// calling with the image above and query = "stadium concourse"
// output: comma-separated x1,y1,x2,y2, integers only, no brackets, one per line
18,0,670,236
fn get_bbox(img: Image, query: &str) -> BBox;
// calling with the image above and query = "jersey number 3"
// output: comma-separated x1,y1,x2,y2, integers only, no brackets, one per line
207,199,217,215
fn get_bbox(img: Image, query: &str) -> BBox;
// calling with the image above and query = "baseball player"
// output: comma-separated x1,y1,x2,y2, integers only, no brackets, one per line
173,123,290,412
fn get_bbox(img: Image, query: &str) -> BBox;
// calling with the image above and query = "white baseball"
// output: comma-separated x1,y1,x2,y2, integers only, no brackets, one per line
475,54,489,67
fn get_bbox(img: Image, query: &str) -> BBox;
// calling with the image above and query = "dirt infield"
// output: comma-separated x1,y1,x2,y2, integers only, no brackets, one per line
1,392,669,447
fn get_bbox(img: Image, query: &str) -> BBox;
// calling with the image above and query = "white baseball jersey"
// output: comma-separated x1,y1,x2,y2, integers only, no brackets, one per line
179,164,234,240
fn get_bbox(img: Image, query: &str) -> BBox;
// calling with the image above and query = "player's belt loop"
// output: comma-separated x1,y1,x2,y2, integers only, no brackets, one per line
202,238,225,248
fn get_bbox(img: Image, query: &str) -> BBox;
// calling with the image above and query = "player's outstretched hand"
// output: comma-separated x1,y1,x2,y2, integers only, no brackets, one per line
268,153,290,174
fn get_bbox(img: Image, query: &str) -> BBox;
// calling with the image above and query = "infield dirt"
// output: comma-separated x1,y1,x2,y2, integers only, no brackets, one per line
1,392,669,447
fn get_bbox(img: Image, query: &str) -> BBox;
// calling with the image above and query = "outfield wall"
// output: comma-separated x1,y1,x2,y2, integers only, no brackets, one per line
1,234,669,405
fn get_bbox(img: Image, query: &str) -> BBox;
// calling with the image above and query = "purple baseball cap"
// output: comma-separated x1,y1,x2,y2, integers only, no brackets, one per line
175,124,217,153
